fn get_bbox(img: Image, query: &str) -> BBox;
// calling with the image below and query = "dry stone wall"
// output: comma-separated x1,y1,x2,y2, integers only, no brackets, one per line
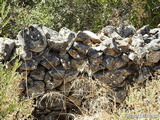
0,24,160,119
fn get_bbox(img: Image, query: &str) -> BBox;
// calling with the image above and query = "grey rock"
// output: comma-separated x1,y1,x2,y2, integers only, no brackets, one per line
89,55,103,66
82,31,101,44
17,24,47,52
73,42,89,55
28,81,45,97
30,66,45,80
131,35,144,47
88,48,103,58
59,27,76,43
59,52,71,69
116,25,136,38
145,39,160,51
102,38,117,56
146,51,160,63
49,68,65,79
40,52,60,70
71,58,89,72
16,48,32,60
116,38,131,52
76,31,101,45
101,26,115,35
128,52,138,61
19,59,38,71
102,56,127,70
94,69,131,87
0,37,15,61
47,27,75,51
68,49,85,59
137,25,150,35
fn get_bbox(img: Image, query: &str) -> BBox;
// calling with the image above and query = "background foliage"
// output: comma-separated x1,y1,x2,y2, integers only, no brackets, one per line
0,0,160,38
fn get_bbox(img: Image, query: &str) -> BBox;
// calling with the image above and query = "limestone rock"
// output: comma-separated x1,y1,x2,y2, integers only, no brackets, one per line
19,59,38,71
47,27,75,51
16,48,32,60
102,56,127,70
40,52,60,70
73,42,89,55
116,25,136,38
28,81,45,97
94,69,131,87
145,39,160,51
59,52,71,69
75,31,100,45
49,68,65,79
146,51,160,63
30,66,45,80
71,58,89,72
68,49,85,59
137,25,150,35
17,24,47,52
0,37,15,61
101,26,115,35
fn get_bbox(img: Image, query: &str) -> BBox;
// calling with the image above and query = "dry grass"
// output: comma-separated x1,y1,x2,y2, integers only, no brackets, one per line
74,73,160,120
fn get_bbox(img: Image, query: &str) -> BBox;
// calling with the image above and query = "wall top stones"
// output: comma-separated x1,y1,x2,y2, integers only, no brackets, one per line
0,24,160,119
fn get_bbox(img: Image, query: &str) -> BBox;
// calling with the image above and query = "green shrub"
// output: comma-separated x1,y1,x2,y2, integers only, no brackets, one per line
0,57,33,119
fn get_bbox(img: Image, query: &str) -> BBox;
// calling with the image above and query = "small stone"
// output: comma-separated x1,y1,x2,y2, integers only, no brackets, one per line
17,24,47,52
101,26,115,35
71,58,89,72
137,25,150,35
68,49,85,59
16,48,32,60
30,66,45,80
59,27,76,44
59,52,71,69
88,48,103,58
101,38,117,56
146,51,160,63
40,52,60,70
146,39,160,51
83,31,101,44
28,81,45,97
94,69,131,87
116,25,136,38
116,38,131,52
102,56,127,70
49,68,65,79
19,59,38,71
128,52,138,61
0,37,15,61
73,42,89,55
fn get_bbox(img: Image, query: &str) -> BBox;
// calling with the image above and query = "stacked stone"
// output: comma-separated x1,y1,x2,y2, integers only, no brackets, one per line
0,24,160,119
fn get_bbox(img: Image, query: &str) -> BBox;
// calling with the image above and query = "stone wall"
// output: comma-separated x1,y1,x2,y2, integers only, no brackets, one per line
0,24,160,119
